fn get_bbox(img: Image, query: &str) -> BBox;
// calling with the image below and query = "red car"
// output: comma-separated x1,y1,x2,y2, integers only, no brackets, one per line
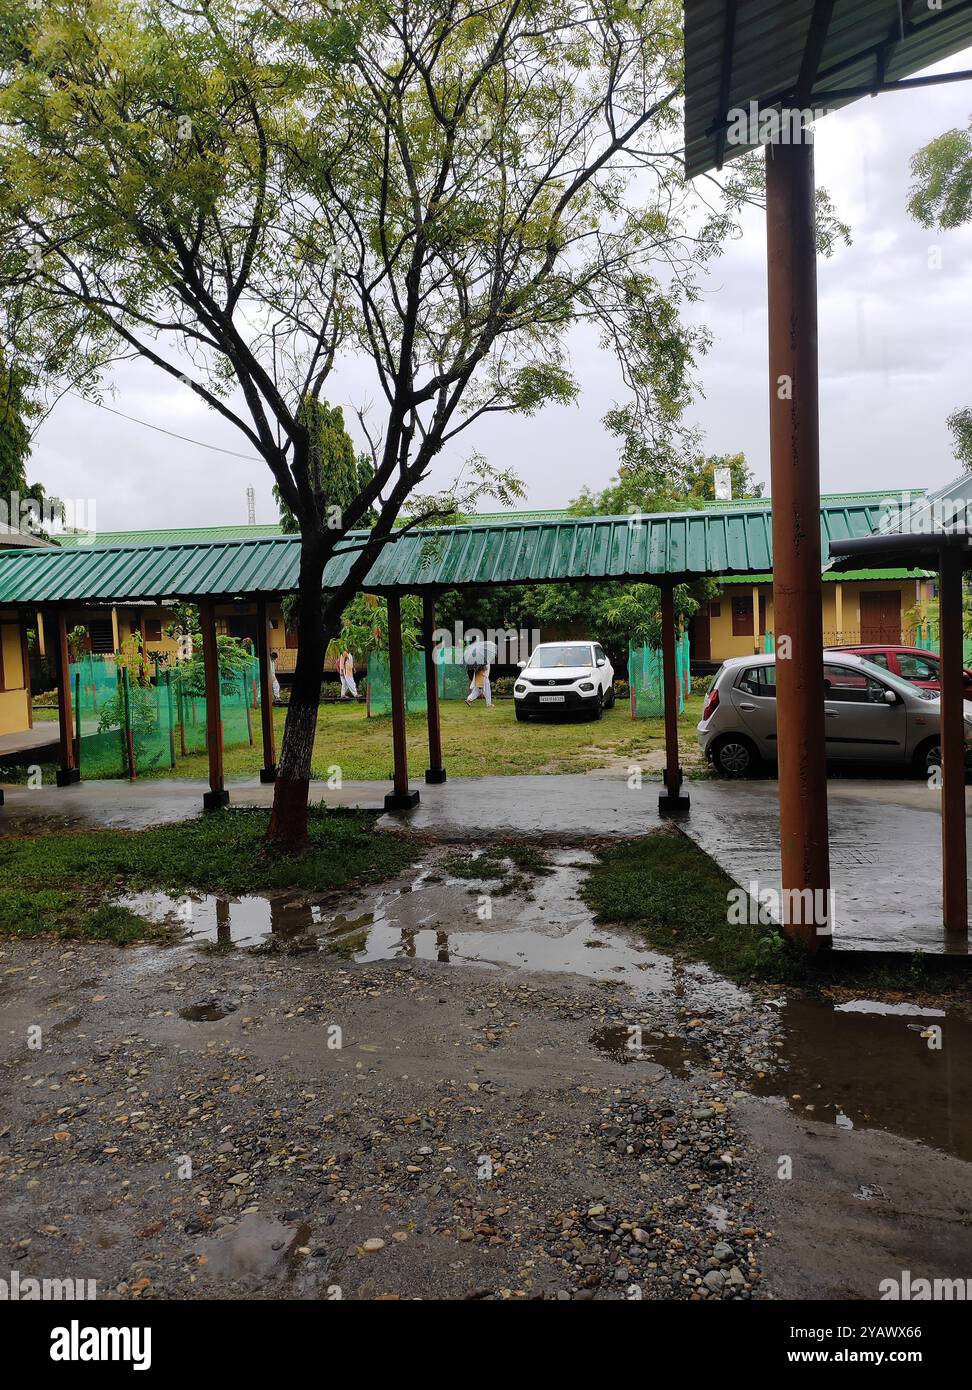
827,644,972,696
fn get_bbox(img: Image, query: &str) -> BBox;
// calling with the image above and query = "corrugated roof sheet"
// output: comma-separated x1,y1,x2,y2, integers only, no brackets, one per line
685,1,972,179
0,501,886,604
718,568,930,584
51,508,577,550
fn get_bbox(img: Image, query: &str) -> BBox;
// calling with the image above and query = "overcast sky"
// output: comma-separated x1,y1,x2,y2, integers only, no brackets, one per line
28,50,972,533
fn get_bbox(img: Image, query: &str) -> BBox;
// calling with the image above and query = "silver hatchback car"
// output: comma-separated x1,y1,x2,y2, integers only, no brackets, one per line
697,651,972,777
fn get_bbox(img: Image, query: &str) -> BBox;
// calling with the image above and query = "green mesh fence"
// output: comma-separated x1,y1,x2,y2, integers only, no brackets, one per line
436,646,473,701
68,654,259,777
366,650,427,716
365,646,469,715
628,638,688,718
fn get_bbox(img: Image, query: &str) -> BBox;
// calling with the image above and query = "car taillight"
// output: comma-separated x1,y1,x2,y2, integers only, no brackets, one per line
702,687,720,720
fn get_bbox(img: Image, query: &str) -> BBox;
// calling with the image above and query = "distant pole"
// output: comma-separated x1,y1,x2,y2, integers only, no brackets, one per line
766,136,830,951
422,594,446,784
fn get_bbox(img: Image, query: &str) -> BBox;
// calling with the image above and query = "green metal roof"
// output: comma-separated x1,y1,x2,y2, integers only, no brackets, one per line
53,523,285,548
0,500,888,604
702,488,924,511
718,568,930,584
51,508,576,550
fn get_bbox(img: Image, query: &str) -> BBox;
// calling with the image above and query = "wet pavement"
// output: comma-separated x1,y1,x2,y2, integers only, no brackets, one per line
1,842,970,1301
3,769,968,954
680,778,972,955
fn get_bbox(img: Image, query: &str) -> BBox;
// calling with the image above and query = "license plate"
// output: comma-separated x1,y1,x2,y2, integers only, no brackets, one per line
539,694,565,703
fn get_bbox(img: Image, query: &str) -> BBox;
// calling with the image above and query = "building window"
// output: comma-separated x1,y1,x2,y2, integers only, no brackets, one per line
709,601,721,619
731,597,754,636
144,619,163,643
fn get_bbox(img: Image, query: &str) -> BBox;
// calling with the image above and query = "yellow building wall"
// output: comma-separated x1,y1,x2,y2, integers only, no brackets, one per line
0,613,30,737
706,578,926,663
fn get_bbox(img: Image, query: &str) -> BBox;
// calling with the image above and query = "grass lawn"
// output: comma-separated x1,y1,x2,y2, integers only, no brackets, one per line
581,828,794,984
0,807,417,944
6,694,707,784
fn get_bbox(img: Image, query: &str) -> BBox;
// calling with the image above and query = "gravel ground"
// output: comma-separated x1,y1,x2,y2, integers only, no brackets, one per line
0,845,788,1302
2,843,968,1303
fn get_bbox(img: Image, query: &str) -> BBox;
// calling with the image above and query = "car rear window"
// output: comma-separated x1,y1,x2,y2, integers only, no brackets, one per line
737,665,776,697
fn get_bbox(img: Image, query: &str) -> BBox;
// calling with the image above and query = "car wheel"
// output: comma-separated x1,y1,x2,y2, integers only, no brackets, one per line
589,694,603,721
515,706,530,722
604,684,616,709
711,734,759,777
913,738,941,777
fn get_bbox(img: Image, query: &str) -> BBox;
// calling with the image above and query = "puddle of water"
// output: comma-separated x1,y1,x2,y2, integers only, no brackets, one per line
197,1214,311,1281
589,1024,703,1072
120,890,320,949
179,1002,236,1022
752,996,972,1161
119,855,747,1011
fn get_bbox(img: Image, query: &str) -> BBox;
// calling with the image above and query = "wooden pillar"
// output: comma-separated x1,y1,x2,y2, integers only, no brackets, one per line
938,544,968,934
256,597,277,783
833,581,843,644
20,616,32,729
199,598,229,810
111,606,120,653
53,609,80,785
752,583,761,654
422,594,446,784
658,584,689,815
384,593,419,811
766,137,830,951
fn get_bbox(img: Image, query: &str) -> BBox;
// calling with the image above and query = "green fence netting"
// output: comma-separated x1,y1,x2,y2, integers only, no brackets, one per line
69,654,260,778
366,650,427,716
366,646,469,716
628,636,689,718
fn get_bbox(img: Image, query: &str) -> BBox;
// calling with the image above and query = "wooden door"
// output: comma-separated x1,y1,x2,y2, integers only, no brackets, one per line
859,590,902,644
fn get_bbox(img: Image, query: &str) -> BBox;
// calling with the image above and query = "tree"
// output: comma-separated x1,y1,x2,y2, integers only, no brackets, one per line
680,451,763,503
0,0,730,844
0,352,49,533
909,119,972,477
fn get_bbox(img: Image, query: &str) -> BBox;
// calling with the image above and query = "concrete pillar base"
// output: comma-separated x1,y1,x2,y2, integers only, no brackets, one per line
56,768,81,787
425,768,447,785
203,789,230,811
658,792,691,817
259,765,278,784
384,790,420,811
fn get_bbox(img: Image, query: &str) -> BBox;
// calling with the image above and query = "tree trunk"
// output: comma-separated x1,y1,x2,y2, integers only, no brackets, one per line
266,544,328,848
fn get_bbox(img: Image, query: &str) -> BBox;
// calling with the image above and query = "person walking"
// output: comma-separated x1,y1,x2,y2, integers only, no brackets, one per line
269,650,281,703
466,661,492,707
338,649,359,700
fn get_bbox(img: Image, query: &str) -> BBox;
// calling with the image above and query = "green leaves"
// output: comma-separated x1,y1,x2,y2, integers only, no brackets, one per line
908,122,972,231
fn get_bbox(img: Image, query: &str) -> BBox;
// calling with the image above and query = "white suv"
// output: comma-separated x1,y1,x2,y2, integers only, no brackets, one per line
514,641,615,721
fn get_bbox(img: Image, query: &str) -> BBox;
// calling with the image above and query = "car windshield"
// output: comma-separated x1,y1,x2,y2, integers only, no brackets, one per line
855,656,930,699
529,645,592,669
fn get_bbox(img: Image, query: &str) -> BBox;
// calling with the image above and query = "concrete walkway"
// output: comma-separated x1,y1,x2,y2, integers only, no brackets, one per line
0,723,59,758
0,769,967,955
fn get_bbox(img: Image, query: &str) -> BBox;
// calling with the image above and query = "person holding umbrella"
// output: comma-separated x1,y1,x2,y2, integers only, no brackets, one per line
463,638,497,708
